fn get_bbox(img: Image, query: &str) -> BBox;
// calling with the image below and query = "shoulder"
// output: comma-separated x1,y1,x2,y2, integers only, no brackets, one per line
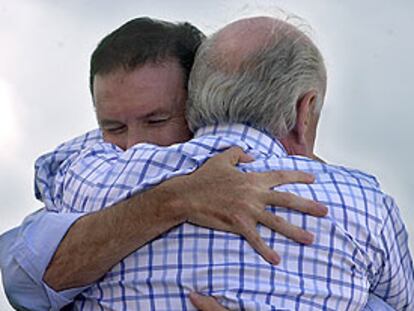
326,163,380,188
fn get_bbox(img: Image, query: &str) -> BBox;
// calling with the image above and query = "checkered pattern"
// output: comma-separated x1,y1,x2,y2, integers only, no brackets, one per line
35,124,414,310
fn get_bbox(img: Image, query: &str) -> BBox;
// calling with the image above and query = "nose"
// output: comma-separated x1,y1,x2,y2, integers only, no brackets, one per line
126,126,145,149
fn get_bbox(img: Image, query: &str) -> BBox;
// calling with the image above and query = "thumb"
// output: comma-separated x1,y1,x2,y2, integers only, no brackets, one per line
189,292,228,311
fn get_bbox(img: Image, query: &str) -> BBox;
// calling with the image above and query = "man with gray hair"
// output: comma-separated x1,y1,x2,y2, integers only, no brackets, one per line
186,16,413,310
29,15,413,310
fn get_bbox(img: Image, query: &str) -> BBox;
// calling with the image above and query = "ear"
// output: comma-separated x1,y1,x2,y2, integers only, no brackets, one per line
294,90,317,145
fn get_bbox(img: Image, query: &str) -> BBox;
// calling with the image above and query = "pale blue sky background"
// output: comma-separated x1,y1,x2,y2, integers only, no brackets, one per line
0,0,413,308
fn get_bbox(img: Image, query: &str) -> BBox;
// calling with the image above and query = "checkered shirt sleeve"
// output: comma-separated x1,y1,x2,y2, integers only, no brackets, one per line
33,124,414,310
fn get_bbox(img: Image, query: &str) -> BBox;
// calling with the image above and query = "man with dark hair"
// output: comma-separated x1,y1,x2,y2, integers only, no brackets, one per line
88,17,202,149
89,17,205,94
0,17,325,310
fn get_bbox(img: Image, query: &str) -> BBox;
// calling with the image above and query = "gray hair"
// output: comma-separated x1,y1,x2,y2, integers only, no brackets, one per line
186,25,327,137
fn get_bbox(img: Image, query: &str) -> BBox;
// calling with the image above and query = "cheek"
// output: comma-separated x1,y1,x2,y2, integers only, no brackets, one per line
170,118,192,140
157,121,192,146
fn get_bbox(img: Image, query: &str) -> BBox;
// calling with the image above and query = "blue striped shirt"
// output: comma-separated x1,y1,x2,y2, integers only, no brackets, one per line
35,123,413,310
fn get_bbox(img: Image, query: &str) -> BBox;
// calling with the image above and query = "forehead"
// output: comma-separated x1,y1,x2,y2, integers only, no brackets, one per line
93,60,187,120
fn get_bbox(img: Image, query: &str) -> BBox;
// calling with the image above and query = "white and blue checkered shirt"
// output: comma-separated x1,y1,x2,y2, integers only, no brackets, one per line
35,124,413,310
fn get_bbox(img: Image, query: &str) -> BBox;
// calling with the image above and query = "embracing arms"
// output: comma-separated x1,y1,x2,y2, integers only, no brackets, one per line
44,148,326,290
1,148,326,310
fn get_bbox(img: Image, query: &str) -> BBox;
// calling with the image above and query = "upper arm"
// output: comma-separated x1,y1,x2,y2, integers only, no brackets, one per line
370,195,414,309
0,210,87,310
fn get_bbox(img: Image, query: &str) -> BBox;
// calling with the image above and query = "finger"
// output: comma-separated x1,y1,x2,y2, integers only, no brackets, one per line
265,191,328,217
259,211,314,245
216,147,254,166
189,292,229,311
239,222,280,265
250,170,315,187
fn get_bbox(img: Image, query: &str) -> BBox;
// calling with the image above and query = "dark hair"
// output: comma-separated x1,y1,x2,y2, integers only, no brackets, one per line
89,17,205,95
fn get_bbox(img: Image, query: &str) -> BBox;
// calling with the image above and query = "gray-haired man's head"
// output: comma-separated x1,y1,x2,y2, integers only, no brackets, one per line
187,16,327,157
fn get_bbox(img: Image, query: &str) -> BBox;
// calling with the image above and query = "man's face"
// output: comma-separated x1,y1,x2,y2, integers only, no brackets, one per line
93,60,192,150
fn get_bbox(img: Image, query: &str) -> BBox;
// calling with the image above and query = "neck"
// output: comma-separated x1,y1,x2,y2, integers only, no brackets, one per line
280,138,325,163
279,137,308,156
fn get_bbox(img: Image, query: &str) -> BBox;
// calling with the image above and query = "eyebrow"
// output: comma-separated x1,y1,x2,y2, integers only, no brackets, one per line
141,107,171,119
99,119,124,128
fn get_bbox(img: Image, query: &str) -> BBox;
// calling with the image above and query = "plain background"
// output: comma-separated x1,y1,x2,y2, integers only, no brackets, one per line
0,0,412,308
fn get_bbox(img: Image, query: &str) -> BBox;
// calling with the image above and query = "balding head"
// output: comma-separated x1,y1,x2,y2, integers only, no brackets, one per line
187,16,327,141
213,17,308,73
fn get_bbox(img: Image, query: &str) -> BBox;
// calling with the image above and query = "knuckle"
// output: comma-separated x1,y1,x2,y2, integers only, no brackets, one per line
297,171,309,179
271,215,285,226
232,213,245,226
228,147,241,156
246,232,262,245
274,170,288,180
239,201,252,210
300,172,314,182
236,192,257,206
273,192,290,205
301,201,312,213
251,234,262,245
283,192,297,205
214,210,235,226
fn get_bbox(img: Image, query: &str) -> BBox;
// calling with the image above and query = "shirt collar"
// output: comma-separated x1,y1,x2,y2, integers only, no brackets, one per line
194,123,288,157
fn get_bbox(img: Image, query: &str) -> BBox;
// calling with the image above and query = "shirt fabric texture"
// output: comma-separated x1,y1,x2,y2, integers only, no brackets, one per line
0,211,395,311
0,209,86,310
30,123,413,310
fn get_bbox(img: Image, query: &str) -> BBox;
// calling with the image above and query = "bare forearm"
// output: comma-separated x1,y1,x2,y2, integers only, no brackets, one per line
43,184,185,291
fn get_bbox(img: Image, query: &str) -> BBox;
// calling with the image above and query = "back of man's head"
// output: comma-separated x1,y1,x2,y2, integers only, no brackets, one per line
89,17,205,96
187,16,327,138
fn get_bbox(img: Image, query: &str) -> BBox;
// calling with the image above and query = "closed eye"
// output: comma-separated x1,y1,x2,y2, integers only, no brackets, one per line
147,117,170,125
103,124,127,134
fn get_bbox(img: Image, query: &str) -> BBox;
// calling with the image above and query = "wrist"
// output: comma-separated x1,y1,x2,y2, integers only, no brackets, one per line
141,179,189,224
